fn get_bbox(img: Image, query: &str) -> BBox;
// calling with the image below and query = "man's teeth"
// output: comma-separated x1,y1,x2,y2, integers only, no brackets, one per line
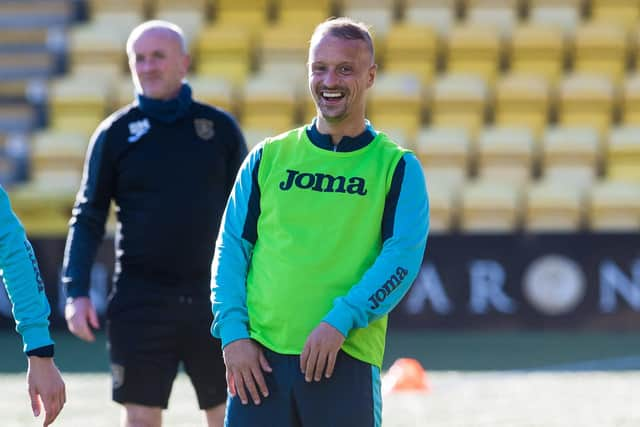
322,92,343,98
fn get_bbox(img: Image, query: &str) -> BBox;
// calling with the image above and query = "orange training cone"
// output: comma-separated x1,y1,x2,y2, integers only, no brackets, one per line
382,357,431,395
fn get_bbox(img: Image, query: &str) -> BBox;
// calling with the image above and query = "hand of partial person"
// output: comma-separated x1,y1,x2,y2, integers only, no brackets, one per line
300,321,345,383
27,356,66,426
64,296,100,342
223,338,272,405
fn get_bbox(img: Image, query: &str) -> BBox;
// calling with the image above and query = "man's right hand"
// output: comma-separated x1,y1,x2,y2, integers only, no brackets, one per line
223,339,272,406
64,297,100,342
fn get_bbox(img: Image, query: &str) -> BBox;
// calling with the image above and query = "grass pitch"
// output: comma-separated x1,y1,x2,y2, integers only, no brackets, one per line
1,372,638,426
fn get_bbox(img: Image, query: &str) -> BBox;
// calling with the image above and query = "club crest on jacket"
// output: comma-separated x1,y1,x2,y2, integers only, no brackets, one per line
194,118,215,140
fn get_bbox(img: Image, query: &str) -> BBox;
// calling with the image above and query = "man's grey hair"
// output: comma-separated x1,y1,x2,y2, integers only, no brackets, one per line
309,17,375,63
126,20,187,56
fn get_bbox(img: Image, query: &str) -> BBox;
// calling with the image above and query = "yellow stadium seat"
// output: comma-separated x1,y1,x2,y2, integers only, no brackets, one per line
214,0,269,35
591,0,640,31
7,184,76,236
476,126,535,185
494,73,550,141
460,178,523,233
573,22,627,84
242,127,279,151
588,180,640,231
239,73,299,133
154,0,208,13
382,128,414,150
195,25,253,87
341,0,395,39
606,126,640,182
382,23,439,84
67,21,130,75
558,73,615,138
622,72,640,125
528,0,583,37
29,130,87,184
187,75,236,114
113,76,136,110
48,75,111,136
402,0,456,37
541,126,600,188
426,183,459,233
509,23,566,85
415,126,470,190
430,74,489,140
446,24,502,85
466,0,519,38
367,73,424,139
524,178,584,232
87,0,147,16
276,0,332,27
258,24,311,77
154,10,204,49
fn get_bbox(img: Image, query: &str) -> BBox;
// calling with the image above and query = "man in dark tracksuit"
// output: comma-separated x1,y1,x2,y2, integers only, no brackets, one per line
62,20,247,427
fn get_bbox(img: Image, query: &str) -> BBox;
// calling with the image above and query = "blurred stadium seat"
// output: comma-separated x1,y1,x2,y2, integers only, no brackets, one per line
528,0,583,37
573,22,627,85
382,23,439,84
541,126,600,189
476,126,534,185
213,0,269,35
195,25,253,86
29,130,87,186
426,183,459,233
588,179,640,231
621,72,640,125
494,73,550,140
446,23,502,85
47,73,111,136
402,0,456,38
509,23,566,85
239,72,299,132
367,72,423,139
415,126,470,192
590,0,640,31
606,125,640,182
460,178,522,233
276,0,332,27
557,73,615,138
430,73,489,140
466,0,519,38
524,178,584,232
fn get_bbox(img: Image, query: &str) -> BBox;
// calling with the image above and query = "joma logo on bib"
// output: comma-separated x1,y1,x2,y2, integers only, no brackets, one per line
279,169,368,195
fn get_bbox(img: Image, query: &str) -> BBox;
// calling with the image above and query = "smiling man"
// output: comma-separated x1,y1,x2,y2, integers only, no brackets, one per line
211,17,430,427
61,20,247,427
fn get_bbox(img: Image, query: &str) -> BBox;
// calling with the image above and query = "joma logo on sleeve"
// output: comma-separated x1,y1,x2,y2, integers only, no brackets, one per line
368,267,409,310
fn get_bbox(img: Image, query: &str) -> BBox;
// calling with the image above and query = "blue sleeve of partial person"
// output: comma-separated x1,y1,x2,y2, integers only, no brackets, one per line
0,186,54,353
61,127,113,298
323,152,429,336
211,145,263,348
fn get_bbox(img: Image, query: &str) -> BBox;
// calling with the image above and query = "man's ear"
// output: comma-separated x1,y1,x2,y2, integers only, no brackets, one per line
367,63,378,88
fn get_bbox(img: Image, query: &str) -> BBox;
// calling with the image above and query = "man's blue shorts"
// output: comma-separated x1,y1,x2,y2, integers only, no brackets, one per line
224,347,382,427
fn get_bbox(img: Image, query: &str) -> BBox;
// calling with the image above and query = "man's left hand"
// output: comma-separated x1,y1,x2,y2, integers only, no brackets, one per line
300,322,345,382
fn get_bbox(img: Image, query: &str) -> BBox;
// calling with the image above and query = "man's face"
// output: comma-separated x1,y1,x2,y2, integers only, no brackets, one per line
308,34,376,124
128,29,189,100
